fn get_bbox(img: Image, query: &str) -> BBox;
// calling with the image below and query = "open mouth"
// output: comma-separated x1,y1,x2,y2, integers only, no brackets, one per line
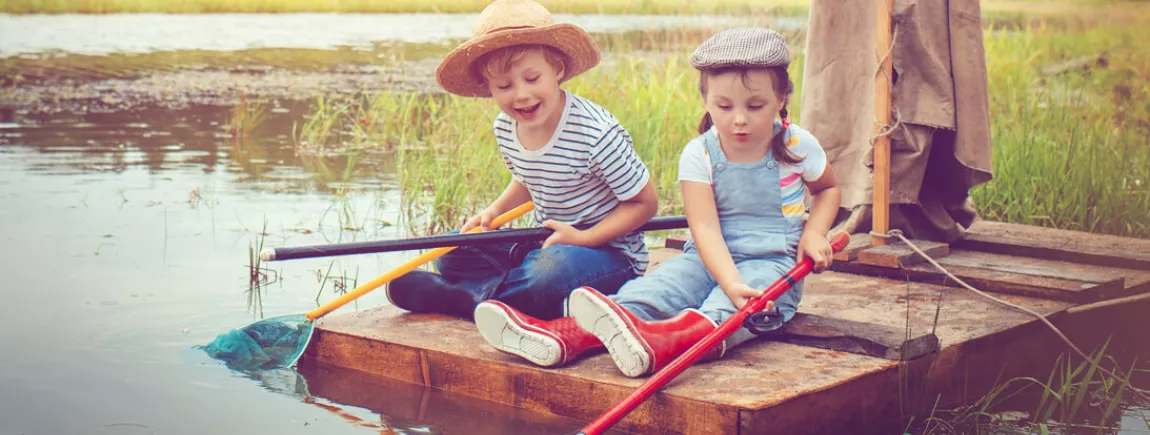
515,102,541,117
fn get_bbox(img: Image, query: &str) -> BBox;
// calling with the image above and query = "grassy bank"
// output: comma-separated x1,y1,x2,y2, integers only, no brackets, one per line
298,5,1149,238
1,0,803,15
975,4,1150,237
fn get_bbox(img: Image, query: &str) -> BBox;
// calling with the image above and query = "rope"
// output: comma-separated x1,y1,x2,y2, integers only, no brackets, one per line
869,229,1150,400
871,1,903,147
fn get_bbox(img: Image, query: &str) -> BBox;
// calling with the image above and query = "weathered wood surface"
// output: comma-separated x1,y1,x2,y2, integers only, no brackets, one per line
308,271,1073,434
857,239,950,268
772,312,940,360
956,220,1150,270
833,248,1145,302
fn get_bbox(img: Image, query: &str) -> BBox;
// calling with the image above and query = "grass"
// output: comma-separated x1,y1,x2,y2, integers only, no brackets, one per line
0,0,806,15
974,8,1150,237
296,4,1150,238
910,343,1148,435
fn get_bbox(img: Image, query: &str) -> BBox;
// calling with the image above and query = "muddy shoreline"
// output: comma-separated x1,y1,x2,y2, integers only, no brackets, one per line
0,57,444,115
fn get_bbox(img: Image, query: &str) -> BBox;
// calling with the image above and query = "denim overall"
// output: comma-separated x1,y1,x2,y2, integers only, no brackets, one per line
610,125,804,348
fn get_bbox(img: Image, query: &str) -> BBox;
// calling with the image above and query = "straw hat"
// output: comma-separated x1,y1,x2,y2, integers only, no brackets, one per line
435,0,601,97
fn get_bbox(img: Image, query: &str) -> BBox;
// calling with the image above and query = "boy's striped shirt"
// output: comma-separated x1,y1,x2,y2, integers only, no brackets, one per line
494,90,650,274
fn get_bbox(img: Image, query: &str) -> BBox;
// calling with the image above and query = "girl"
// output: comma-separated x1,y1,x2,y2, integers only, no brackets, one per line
564,27,842,377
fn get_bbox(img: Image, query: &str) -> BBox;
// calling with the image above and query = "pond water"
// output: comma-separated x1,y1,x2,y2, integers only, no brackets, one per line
0,12,803,57
0,97,632,434
1,10,1147,435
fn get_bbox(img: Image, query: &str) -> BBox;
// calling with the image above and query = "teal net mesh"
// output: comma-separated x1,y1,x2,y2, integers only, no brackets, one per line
201,314,315,371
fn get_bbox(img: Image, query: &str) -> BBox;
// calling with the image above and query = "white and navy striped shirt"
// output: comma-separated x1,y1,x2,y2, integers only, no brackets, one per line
495,90,651,274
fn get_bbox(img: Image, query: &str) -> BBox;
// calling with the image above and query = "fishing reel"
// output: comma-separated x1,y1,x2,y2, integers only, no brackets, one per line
744,310,787,336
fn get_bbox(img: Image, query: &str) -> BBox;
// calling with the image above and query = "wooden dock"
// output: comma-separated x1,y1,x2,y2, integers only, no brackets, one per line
299,221,1150,434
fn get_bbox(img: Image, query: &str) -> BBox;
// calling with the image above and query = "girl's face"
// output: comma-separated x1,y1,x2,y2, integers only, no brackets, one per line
703,69,785,151
483,49,566,132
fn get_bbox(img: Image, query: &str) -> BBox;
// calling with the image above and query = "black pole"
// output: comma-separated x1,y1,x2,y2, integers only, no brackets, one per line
262,216,688,262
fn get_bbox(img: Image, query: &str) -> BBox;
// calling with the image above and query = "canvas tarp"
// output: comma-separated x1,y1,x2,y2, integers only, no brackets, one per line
800,0,995,242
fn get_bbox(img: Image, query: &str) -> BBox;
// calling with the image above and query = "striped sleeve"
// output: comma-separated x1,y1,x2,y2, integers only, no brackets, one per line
791,126,827,181
588,125,650,201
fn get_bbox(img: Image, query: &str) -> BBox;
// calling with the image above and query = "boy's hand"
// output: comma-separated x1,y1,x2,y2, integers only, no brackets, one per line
724,283,774,312
797,232,833,273
541,220,589,248
461,207,500,233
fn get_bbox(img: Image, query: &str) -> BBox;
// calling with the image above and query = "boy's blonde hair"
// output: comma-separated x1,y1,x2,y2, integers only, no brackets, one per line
472,45,569,84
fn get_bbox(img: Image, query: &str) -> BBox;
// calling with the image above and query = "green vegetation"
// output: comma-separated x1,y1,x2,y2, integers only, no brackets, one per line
297,3,1150,238
910,343,1148,434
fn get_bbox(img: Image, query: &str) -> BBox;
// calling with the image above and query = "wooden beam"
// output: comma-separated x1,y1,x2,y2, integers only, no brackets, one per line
956,221,1150,270
766,313,941,361
872,0,894,246
857,239,950,268
832,250,1128,303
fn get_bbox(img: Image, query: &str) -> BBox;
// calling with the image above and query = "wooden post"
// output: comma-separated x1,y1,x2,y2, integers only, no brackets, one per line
872,0,894,246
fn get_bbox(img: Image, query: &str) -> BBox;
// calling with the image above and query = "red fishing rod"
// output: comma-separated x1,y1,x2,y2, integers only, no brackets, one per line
576,232,851,435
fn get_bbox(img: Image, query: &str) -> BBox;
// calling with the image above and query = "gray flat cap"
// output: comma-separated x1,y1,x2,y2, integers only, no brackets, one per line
689,28,790,70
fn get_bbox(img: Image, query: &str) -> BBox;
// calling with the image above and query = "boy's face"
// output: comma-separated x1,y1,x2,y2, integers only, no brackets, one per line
704,69,785,150
483,49,566,131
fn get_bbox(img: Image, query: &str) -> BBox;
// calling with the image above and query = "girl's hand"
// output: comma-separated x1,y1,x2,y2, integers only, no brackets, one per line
723,283,774,313
797,232,834,273
461,207,500,233
541,219,590,248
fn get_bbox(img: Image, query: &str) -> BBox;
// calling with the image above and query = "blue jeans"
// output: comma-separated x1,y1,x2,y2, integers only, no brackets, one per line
388,235,637,321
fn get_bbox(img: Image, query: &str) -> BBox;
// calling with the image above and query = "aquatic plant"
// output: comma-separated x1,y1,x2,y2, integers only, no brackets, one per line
228,92,269,141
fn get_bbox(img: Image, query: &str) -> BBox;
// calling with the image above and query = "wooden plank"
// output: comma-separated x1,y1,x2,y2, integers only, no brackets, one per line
857,239,950,268
832,250,1125,303
937,250,1132,286
307,306,739,435
872,0,894,247
957,221,1150,270
307,271,1076,435
768,312,940,360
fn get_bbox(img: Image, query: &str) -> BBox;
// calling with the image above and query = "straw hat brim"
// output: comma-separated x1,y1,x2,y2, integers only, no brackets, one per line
436,23,601,97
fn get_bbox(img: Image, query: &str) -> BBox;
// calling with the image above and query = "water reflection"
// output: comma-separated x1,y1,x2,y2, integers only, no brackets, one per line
0,101,396,195
287,361,631,435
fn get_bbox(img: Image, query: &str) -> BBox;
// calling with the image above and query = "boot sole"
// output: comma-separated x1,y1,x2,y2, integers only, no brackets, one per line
474,302,564,367
569,288,651,378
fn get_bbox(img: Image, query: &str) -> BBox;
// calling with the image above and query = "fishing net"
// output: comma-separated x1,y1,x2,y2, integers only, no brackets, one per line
201,314,315,371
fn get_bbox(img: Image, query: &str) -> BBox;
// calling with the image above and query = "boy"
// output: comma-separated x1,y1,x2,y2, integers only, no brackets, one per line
387,0,657,367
